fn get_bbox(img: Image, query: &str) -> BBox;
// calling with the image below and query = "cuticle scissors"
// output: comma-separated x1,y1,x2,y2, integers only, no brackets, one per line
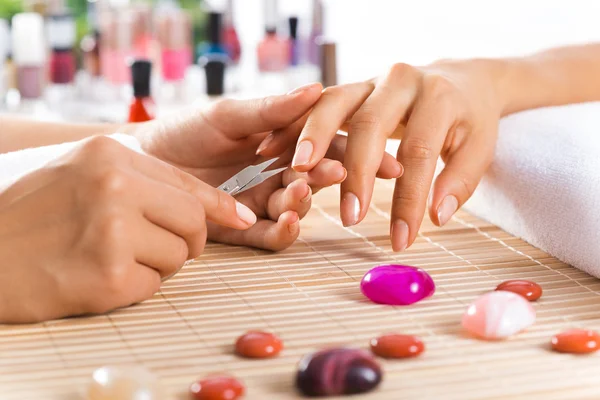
217,158,287,196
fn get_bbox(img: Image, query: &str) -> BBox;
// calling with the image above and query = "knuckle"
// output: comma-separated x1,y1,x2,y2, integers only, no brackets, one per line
81,136,120,157
393,189,422,205
401,138,436,163
423,74,454,99
208,97,234,117
349,108,381,134
96,211,128,248
94,168,130,197
173,237,190,265
320,85,343,99
387,62,412,79
99,262,129,297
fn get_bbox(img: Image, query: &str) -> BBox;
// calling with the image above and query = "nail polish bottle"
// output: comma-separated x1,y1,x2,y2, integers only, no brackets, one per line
319,39,337,87
100,10,135,86
81,0,101,78
131,4,153,59
257,0,289,72
0,19,8,105
308,0,324,65
127,60,154,123
12,13,47,100
198,12,228,58
288,16,299,66
223,0,241,65
47,13,76,85
157,9,192,84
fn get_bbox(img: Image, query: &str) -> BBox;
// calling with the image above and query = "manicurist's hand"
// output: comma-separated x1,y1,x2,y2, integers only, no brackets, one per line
0,136,256,323
132,83,403,251
257,60,504,251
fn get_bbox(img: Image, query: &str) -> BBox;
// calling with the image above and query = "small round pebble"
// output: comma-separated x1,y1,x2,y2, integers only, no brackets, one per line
370,334,425,358
495,280,542,301
296,348,382,397
189,376,245,400
88,365,162,400
361,264,435,305
551,329,600,354
462,291,536,340
235,331,283,358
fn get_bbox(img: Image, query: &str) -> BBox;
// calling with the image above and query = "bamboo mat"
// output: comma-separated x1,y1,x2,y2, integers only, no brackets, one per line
2,180,600,400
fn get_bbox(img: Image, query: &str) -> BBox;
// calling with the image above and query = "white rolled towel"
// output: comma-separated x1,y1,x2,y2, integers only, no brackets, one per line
464,102,600,278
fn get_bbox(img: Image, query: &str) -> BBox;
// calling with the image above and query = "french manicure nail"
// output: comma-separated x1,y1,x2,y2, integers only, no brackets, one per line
292,141,314,167
235,202,257,226
287,82,320,95
396,162,404,178
341,192,361,226
437,195,458,226
336,167,348,183
391,219,409,252
256,133,274,155
301,186,312,203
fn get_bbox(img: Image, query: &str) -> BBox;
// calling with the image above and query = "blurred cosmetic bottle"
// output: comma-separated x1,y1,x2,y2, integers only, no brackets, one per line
0,19,8,107
199,12,228,57
100,9,135,97
223,0,241,65
131,4,153,59
308,0,323,65
288,16,299,66
46,12,77,106
156,8,192,103
198,53,227,103
81,0,101,79
12,13,47,101
128,59,154,122
257,0,289,73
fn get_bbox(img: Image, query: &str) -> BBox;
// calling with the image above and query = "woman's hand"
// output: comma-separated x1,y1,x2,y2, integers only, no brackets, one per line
0,136,256,323
258,59,504,251
132,83,403,251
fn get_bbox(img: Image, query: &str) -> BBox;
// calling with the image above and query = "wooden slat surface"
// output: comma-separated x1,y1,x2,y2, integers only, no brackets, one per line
1,180,599,400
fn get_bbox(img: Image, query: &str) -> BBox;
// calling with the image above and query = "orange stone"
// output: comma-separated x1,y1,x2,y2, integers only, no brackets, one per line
189,376,245,400
235,331,283,358
551,329,600,354
369,334,425,358
495,280,542,301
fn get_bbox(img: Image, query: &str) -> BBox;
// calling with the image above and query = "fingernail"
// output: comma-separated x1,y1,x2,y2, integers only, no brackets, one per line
395,162,404,178
287,213,300,233
292,141,313,167
287,82,320,95
256,133,274,155
301,186,312,203
336,167,348,183
235,202,257,226
341,192,361,226
437,195,458,226
391,219,409,252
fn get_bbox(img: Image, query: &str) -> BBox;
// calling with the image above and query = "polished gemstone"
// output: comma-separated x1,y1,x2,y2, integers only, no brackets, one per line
87,366,162,400
551,329,600,354
235,331,283,358
462,291,536,340
296,348,382,397
360,264,435,305
370,334,425,358
496,280,542,301
189,376,245,400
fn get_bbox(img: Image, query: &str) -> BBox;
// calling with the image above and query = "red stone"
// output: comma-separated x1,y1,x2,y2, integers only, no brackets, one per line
495,280,542,301
551,329,600,354
189,376,245,400
370,334,425,358
235,331,283,358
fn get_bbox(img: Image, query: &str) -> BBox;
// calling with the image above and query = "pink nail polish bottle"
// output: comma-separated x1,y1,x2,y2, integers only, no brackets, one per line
156,9,192,83
11,13,47,100
100,10,134,86
257,0,289,72
223,0,241,65
0,19,8,103
308,0,324,66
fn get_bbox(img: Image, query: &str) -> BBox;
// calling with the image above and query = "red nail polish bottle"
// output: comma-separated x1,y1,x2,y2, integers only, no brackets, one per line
127,60,154,123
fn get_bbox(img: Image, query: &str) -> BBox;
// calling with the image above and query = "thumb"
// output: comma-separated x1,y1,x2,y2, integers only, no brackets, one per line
204,82,323,139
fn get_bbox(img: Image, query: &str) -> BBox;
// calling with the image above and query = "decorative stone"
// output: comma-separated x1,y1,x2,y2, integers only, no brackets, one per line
87,366,162,400
551,329,600,354
360,264,435,305
496,280,542,301
235,331,283,358
462,291,536,340
370,334,425,358
296,348,382,397
189,376,245,400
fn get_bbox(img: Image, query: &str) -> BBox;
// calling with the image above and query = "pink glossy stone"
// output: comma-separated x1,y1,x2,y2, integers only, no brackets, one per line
360,264,435,305
462,291,536,340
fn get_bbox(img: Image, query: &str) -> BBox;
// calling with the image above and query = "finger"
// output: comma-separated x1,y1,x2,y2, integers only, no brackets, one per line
341,64,420,226
429,129,496,226
267,179,311,221
124,151,257,230
134,219,193,278
282,158,346,193
256,112,309,157
325,134,403,180
205,83,323,139
341,121,406,140
207,211,300,252
291,81,375,171
391,91,455,252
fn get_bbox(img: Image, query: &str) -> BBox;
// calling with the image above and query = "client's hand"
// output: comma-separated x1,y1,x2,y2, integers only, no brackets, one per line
0,136,255,323
256,60,502,251
133,83,404,251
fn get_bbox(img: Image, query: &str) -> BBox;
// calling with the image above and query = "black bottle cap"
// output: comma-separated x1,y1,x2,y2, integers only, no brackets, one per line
207,12,223,44
288,16,298,40
200,55,227,96
130,59,152,97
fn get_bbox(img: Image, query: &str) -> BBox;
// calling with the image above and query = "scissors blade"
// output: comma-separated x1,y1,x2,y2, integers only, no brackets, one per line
234,166,287,195
217,158,281,195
